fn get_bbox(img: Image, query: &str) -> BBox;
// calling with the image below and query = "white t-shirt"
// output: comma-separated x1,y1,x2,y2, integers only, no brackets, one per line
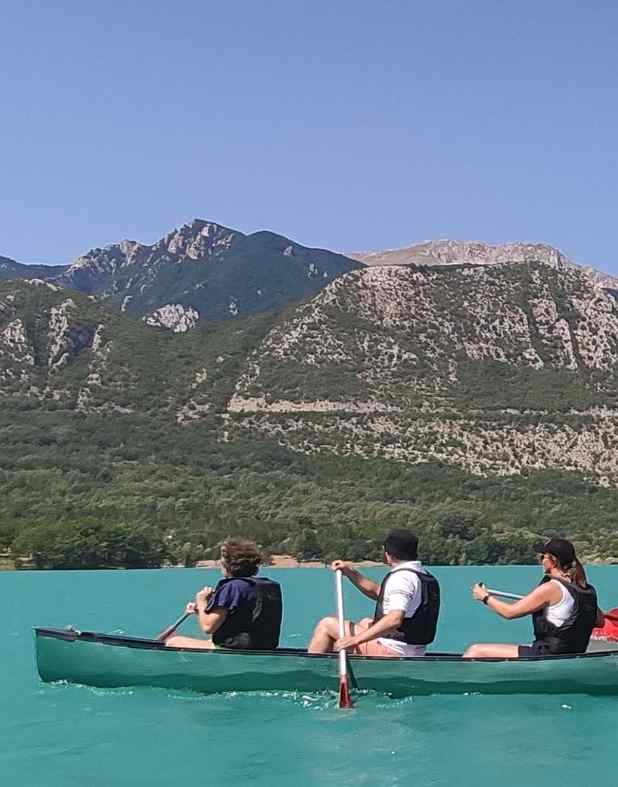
377,560,427,657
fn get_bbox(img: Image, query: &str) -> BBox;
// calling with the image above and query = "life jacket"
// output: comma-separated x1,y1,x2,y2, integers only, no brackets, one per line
532,576,598,655
211,577,283,650
373,567,440,645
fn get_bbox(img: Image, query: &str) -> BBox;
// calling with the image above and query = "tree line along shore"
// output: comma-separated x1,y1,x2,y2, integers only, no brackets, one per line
2,406,618,571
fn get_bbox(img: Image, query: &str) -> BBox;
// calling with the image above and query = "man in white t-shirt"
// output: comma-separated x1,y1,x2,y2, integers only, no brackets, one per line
307,530,440,657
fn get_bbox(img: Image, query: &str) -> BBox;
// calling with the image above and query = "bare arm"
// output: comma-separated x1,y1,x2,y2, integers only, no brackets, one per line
473,582,557,620
334,610,405,650
333,560,380,600
190,586,228,636
197,607,227,635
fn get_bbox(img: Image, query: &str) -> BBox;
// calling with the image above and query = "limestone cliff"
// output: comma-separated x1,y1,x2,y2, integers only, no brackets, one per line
227,262,618,485
349,240,618,291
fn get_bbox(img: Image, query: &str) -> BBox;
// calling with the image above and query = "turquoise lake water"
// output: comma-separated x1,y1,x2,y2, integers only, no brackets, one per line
3,565,618,786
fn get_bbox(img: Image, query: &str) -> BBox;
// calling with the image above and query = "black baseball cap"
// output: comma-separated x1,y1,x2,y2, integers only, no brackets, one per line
533,538,576,567
384,529,418,560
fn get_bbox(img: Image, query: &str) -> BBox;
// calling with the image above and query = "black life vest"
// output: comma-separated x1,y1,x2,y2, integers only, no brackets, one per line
532,576,598,655
373,567,440,646
211,576,283,650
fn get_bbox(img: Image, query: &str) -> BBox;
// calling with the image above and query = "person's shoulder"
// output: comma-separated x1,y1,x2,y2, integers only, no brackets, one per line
215,577,255,596
386,563,423,587
212,577,256,605
537,578,564,599
392,561,424,575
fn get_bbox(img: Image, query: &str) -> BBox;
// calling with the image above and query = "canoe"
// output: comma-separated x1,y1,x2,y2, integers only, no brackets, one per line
34,627,618,697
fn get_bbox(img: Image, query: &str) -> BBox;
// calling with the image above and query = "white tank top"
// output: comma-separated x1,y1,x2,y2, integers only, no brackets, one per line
545,580,575,627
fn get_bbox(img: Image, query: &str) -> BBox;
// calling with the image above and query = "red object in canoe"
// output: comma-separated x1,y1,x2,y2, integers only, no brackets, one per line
591,608,618,641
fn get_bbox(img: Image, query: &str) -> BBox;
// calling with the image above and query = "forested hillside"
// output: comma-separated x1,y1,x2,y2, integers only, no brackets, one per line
3,399,618,569
2,257,618,569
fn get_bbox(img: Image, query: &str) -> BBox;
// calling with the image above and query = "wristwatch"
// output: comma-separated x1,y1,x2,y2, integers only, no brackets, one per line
482,594,491,605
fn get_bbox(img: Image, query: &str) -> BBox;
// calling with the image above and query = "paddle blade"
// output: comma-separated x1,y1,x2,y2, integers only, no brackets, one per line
591,608,618,642
338,676,354,709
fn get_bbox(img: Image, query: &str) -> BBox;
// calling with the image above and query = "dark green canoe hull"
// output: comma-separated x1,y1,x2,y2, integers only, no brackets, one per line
34,628,618,697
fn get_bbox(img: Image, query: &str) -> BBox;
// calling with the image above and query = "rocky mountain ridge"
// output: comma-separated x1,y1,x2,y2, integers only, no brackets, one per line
225,262,618,486
53,219,361,326
0,255,67,282
5,260,618,485
349,240,618,291
4,232,618,332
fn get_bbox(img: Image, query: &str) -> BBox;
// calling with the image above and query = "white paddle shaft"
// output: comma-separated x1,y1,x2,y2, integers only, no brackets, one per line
335,569,348,678
484,587,523,601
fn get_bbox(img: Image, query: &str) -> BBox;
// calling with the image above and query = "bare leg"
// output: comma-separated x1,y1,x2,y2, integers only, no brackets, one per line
308,616,349,653
307,617,373,654
165,635,216,650
463,643,520,658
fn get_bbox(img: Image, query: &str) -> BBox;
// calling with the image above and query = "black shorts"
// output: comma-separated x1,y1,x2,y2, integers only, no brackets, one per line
518,641,553,658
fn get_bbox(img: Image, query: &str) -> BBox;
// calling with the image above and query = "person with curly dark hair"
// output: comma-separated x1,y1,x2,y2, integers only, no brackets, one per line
165,538,283,650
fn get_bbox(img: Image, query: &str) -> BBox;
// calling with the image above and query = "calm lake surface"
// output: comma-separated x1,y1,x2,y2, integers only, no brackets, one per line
3,565,618,786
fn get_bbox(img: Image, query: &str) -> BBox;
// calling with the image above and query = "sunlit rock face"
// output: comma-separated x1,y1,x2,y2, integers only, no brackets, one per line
227,261,618,486
349,240,618,291
144,304,200,333
3,254,618,486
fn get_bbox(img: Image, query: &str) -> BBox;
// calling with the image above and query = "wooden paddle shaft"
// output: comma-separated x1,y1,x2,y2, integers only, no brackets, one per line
156,611,191,641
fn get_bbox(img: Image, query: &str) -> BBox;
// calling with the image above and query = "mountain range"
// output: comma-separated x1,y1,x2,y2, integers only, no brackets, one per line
4,222,618,329
2,221,360,330
3,220,618,566
2,256,618,484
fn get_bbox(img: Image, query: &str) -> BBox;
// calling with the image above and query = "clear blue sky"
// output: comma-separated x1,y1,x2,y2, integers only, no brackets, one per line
2,1,618,274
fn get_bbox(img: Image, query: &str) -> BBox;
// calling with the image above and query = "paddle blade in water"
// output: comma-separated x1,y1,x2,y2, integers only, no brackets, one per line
338,677,353,709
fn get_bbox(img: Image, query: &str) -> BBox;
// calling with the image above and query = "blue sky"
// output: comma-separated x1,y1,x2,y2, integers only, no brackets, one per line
2,1,618,274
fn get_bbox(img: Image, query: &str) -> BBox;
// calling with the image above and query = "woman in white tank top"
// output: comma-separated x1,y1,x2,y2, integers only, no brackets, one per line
463,538,603,659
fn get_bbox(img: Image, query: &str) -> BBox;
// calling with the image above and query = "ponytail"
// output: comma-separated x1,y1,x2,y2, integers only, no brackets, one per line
573,558,587,587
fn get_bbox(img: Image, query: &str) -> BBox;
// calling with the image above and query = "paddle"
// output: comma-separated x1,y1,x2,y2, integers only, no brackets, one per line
335,569,354,709
155,610,191,642
592,607,618,641
480,584,523,601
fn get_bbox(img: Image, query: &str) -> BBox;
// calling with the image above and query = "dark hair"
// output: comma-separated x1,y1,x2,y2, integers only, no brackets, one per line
220,538,261,577
384,529,418,561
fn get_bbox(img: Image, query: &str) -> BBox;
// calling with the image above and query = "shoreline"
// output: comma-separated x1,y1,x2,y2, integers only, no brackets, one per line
0,556,385,571
3,553,617,571
195,556,384,569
